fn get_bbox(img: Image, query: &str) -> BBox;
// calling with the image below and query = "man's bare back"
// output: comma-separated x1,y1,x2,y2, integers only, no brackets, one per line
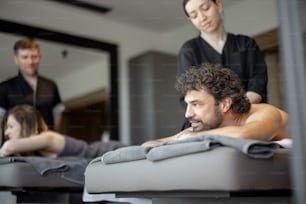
142,65,288,146
244,103,288,140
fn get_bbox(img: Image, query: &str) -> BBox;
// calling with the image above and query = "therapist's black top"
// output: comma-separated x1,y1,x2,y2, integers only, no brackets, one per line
0,72,62,129
178,33,268,129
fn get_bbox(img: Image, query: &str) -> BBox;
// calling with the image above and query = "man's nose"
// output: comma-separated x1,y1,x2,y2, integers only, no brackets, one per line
28,58,35,64
185,105,194,119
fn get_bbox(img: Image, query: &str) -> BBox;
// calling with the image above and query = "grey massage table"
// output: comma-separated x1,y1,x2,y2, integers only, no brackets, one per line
0,157,86,204
85,144,291,204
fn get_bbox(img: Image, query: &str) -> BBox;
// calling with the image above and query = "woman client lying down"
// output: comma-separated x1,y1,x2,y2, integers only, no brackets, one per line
0,105,125,157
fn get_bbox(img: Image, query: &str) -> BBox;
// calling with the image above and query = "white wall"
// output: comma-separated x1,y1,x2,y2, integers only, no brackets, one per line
223,0,279,36
158,0,279,55
0,0,279,144
57,59,109,101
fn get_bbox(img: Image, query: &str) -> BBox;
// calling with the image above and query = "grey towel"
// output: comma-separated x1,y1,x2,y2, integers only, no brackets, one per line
0,156,90,185
146,140,221,161
147,135,280,161
100,134,281,164
100,146,151,164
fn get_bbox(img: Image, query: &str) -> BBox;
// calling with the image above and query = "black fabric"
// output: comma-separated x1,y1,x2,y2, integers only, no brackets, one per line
178,34,268,130
0,72,62,129
178,34,268,100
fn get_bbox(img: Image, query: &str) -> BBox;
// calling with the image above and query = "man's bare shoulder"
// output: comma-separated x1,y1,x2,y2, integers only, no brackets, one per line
246,103,286,119
250,103,286,113
246,103,288,140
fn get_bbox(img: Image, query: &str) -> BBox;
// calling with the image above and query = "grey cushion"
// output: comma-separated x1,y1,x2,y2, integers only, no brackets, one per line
85,147,290,194
0,162,81,189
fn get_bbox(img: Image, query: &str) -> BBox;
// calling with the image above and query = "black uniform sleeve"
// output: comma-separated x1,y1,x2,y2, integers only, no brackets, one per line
177,43,195,130
52,82,62,107
177,42,196,77
245,38,268,102
177,44,193,106
0,82,8,110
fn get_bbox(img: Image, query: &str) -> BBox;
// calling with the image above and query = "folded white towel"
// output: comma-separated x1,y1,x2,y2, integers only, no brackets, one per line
274,138,292,149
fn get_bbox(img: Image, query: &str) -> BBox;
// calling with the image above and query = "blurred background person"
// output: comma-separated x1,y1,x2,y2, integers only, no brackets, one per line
0,37,65,135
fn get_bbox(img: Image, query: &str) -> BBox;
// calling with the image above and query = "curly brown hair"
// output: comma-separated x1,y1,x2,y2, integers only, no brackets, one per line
175,63,250,113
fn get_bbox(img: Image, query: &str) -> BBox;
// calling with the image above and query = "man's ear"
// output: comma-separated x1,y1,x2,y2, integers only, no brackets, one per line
219,97,232,113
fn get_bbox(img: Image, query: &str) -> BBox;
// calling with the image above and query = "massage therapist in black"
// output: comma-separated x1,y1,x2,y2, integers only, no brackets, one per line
178,0,268,129
0,37,64,131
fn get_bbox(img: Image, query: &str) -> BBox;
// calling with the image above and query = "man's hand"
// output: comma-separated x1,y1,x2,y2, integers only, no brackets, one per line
141,140,161,147
142,127,200,146
175,127,195,140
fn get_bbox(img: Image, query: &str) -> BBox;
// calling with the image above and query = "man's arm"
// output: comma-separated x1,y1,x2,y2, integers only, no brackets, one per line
51,80,65,131
142,128,194,146
183,105,287,141
142,104,288,146
52,103,65,131
53,113,62,132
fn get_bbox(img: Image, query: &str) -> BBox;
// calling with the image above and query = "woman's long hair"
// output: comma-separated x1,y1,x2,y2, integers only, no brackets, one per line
2,105,48,140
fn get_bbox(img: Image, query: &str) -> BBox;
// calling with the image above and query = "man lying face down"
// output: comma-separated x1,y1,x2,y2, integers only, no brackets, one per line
143,63,288,146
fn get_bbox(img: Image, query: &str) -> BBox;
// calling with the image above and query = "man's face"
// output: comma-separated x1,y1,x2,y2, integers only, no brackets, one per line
184,89,223,132
185,0,223,34
14,49,41,77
